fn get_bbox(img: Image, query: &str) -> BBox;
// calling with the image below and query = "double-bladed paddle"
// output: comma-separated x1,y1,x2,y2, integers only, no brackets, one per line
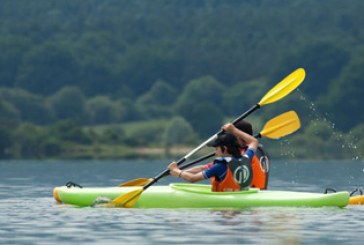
110,68,305,207
119,110,300,187
176,110,301,172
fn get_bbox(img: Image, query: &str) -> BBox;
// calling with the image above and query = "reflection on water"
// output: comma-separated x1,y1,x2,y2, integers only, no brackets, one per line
1,160,364,244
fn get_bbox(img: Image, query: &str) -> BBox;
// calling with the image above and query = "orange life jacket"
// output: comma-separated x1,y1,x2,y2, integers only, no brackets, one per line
210,166,241,192
206,145,270,190
250,154,267,189
210,157,253,192
210,160,240,192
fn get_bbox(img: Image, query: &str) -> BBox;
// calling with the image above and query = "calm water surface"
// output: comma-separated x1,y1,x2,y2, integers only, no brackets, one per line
1,159,364,245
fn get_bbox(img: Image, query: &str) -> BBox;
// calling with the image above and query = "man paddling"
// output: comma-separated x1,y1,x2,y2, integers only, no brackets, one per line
168,123,258,192
225,120,270,189
173,120,270,189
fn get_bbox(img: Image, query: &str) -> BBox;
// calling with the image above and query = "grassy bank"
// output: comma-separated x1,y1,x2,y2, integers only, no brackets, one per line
58,144,208,160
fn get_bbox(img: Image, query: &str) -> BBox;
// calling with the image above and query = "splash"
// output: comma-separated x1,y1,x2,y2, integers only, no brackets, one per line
280,89,362,161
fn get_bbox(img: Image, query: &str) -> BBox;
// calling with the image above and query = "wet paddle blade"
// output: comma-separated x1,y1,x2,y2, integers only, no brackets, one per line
259,111,300,139
258,68,305,106
118,178,153,187
110,188,143,208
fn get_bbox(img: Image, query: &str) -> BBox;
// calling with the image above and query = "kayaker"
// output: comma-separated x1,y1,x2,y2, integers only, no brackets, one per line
168,123,258,192
222,120,270,189
181,120,270,189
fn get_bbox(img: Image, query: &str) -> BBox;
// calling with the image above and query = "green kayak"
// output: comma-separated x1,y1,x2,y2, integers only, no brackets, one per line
53,183,349,208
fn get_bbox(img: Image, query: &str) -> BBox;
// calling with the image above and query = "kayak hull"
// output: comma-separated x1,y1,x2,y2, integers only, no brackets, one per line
53,183,349,208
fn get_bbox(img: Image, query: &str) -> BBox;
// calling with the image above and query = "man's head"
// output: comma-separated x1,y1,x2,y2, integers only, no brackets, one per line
235,120,253,136
233,120,253,146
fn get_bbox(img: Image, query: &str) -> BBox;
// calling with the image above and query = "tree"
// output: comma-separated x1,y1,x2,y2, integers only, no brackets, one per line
179,101,224,138
124,121,166,147
136,80,177,119
48,86,86,121
163,117,196,145
86,96,125,124
272,41,350,100
0,100,19,157
163,116,196,156
175,76,225,136
222,78,268,116
99,127,126,145
16,43,80,95
11,123,44,158
347,123,364,160
176,76,224,108
0,88,52,124
0,99,21,128
317,53,364,131
47,119,91,144
0,125,12,158
0,35,32,87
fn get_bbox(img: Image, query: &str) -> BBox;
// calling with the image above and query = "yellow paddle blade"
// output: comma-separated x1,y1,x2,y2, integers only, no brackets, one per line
110,188,143,208
259,68,305,106
118,178,153,187
260,111,301,139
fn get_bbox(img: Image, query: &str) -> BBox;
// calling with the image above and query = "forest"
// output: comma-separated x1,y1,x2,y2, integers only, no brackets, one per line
0,0,363,160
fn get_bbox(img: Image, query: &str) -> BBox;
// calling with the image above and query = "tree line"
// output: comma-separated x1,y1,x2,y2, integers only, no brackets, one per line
0,0,363,159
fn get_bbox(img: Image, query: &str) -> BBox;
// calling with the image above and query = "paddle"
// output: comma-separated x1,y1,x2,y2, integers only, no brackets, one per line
118,153,215,187
119,110,300,187
178,110,300,171
111,68,305,207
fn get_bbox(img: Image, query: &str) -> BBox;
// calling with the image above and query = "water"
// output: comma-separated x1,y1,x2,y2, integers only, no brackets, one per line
1,159,364,245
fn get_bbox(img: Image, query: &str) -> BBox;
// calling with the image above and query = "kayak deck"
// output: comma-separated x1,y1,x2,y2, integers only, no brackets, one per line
54,183,349,208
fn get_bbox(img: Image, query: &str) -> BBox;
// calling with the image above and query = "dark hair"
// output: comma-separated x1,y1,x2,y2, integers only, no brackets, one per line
220,144,241,157
235,120,253,135
208,133,241,157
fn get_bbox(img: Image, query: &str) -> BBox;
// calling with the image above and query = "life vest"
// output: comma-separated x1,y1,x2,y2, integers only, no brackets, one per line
250,145,270,190
211,157,253,192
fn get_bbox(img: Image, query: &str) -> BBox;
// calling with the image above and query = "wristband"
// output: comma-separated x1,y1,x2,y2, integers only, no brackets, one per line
178,171,184,178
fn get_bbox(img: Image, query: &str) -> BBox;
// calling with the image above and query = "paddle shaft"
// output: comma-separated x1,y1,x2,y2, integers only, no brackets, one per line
143,153,215,189
142,104,260,190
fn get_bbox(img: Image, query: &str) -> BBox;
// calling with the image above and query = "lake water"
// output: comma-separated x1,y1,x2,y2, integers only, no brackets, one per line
1,159,364,245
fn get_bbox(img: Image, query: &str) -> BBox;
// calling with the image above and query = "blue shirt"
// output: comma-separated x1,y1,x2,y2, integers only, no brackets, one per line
202,148,255,181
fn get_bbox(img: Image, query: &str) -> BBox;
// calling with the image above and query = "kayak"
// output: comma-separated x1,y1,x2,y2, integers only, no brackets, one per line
349,195,364,205
324,187,364,205
54,183,349,208
349,188,364,205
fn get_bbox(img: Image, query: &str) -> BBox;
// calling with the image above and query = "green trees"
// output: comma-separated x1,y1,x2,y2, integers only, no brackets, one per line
175,76,224,137
0,0,363,159
318,53,364,131
11,123,44,158
163,116,196,156
222,79,269,116
86,96,125,124
0,99,20,127
0,126,12,158
48,86,86,121
16,44,80,95
136,80,177,119
0,36,32,87
0,88,51,124
273,41,350,100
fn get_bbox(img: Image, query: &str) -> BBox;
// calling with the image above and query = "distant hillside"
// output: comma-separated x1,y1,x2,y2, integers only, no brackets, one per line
0,0,363,159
